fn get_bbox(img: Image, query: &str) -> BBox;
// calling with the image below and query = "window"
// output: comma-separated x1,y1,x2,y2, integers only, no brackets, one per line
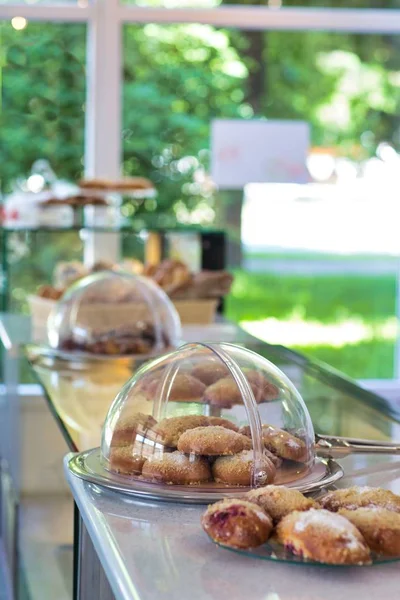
1,1,400,381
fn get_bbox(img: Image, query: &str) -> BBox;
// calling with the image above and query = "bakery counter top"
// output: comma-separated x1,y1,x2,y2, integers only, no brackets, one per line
65,452,400,600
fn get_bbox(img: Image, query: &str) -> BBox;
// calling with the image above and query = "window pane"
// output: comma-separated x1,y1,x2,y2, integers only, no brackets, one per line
1,21,85,190
123,24,400,379
1,21,86,312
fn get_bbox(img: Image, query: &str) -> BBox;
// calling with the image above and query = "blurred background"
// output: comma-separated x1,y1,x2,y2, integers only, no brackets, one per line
2,0,400,381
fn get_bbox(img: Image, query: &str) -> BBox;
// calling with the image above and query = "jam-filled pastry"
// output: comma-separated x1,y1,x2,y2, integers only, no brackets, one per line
319,486,400,514
246,485,317,524
177,426,251,456
339,508,400,557
190,362,229,386
147,373,206,403
109,447,147,476
110,412,157,447
155,415,210,448
276,509,371,565
243,369,279,402
141,451,211,485
240,424,308,463
202,499,273,549
207,417,239,432
212,451,276,487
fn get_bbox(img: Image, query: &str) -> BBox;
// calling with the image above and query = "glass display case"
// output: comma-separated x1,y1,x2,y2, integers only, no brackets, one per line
47,271,182,358
101,343,315,493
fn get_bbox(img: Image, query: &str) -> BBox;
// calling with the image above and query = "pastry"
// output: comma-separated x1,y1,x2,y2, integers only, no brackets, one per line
276,509,371,565
53,261,88,289
339,508,400,557
319,486,400,513
143,260,192,296
203,377,265,408
146,373,206,403
207,417,238,432
177,426,251,456
37,284,64,301
110,412,157,447
141,451,211,485
79,177,153,191
191,362,229,386
246,485,317,523
61,322,169,356
212,450,276,486
240,424,308,463
202,499,273,549
155,415,210,448
243,369,279,402
109,446,147,476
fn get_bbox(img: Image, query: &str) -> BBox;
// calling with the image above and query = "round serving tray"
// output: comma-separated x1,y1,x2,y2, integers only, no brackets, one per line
67,448,344,504
26,343,169,365
216,539,400,567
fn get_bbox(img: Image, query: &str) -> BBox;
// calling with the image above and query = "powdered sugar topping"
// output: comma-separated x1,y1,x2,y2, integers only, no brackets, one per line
293,509,362,549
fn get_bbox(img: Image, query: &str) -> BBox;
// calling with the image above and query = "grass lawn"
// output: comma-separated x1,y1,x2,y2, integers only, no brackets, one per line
225,270,397,380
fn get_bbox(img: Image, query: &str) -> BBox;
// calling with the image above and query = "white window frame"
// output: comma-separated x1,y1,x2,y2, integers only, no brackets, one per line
2,2,400,379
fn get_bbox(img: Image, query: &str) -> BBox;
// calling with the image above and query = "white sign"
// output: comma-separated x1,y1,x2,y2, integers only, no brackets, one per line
211,119,310,189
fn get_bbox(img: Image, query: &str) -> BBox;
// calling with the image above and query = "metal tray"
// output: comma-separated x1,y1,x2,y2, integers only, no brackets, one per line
68,448,344,504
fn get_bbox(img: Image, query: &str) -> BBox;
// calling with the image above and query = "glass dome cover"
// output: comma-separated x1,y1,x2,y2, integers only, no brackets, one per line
47,270,182,357
101,342,315,492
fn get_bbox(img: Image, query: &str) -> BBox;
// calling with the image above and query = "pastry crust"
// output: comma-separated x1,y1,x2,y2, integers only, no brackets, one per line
243,369,279,402
276,509,371,565
190,362,229,386
319,486,400,513
79,177,153,191
109,446,147,476
246,485,317,523
147,373,206,403
339,508,400,557
212,450,276,487
203,377,264,408
141,451,211,485
177,426,250,456
207,417,239,432
155,415,210,448
110,412,157,448
202,499,273,549
240,424,308,463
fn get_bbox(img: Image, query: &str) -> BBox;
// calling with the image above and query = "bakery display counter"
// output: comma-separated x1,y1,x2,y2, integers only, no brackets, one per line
66,449,400,600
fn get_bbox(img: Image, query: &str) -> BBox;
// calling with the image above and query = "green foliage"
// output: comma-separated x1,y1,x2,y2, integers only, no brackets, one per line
226,270,396,323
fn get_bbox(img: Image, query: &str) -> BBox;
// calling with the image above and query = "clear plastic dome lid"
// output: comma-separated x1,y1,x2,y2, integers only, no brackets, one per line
101,343,315,491
47,271,182,357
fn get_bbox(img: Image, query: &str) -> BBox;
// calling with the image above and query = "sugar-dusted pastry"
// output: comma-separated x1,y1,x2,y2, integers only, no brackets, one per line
212,450,276,487
109,446,147,476
207,417,239,432
203,377,266,408
243,369,279,402
276,509,371,565
155,415,210,448
177,426,250,456
319,486,400,514
141,451,211,485
191,362,229,386
240,424,307,463
339,508,400,557
202,499,273,549
147,373,206,403
246,484,317,524
110,412,157,447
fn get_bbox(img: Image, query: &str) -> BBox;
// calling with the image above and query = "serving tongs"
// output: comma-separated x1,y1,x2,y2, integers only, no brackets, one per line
315,433,400,459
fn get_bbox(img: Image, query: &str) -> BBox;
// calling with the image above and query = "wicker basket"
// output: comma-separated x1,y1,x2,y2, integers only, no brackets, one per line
28,294,218,339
